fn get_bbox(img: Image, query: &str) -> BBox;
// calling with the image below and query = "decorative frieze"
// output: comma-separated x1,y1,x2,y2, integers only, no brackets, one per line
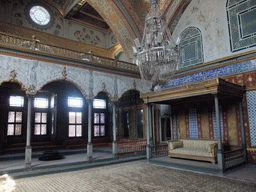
0,54,150,101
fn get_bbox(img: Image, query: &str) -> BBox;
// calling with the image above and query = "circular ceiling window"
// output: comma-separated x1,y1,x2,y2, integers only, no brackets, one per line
29,5,51,26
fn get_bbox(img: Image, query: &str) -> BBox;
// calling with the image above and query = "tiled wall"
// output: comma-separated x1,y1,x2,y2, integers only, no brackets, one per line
165,59,256,88
189,108,198,139
212,106,224,139
247,91,256,147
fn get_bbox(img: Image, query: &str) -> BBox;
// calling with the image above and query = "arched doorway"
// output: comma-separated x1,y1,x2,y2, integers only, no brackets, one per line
41,80,88,149
0,82,27,153
92,92,111,146
117,90,145,140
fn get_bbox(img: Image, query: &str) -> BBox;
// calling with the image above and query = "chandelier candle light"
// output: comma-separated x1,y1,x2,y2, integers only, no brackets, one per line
133,0,180,93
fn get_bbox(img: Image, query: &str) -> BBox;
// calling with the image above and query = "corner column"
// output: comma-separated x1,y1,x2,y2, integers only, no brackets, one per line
25,95,33,169
174,114,178,140
146,103,153,160
87,99,93,161
239,101,247,162
214,94,224,170
112,102,118,158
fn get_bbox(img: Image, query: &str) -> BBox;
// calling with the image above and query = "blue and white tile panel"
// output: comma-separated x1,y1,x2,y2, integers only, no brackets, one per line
189,108,198,139
247,91,256,147
164,59,256,88
213,106,224,140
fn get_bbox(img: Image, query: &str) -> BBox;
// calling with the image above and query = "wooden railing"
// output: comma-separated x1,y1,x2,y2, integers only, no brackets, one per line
0,32,139,74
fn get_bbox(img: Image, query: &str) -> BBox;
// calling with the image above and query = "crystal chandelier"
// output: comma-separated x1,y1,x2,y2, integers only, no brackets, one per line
133,0,179,92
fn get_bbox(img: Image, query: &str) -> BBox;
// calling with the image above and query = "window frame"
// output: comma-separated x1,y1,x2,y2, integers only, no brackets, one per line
68,111,82,137
32,96,50,136
7,95,25,137
67,96,84,138
25,2,54,30
93,98,108,137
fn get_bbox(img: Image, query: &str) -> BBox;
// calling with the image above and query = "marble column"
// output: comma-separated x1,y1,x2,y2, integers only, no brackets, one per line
25,95,33,169
112,102,118,158
146,104,152,160
214,94,224,170
87,99,93,161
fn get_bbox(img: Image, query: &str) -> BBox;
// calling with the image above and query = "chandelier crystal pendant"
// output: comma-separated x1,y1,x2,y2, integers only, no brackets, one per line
133,0,179,92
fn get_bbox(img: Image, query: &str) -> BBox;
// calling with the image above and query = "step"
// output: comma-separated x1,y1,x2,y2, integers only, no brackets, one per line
1,155,146,179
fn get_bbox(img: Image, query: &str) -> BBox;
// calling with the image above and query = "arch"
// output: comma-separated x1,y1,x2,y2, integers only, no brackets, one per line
0,80,26,92
94,90,113,102
179,27,204,69
86,0,139,62
119,88,142,100
39,78,87,99
112,44,124,59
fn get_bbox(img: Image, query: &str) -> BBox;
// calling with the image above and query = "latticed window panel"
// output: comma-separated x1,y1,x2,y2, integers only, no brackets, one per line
34,112,47,135
227,0,256,52
68,112,82,137
94,113,105,137
7,111,22,136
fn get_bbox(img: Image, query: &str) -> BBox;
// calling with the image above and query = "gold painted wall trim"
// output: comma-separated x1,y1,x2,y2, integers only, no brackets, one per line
141,77,244,103
247,148,256,151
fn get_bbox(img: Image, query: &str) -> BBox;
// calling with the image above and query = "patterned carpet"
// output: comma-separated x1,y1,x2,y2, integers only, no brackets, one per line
3,161,256,192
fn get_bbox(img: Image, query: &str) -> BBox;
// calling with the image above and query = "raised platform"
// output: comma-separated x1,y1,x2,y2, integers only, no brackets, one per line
150,156,220,175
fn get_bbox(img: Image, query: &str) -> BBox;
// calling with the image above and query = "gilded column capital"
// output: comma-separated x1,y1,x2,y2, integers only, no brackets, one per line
25,85,37,96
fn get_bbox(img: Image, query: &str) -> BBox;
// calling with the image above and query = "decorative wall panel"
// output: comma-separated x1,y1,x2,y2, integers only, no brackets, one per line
213,106,224,140
227,0,256,52
189,108,198,139
165,59,256,87
0,54,151,100
179,27,203,69
247,90,256,146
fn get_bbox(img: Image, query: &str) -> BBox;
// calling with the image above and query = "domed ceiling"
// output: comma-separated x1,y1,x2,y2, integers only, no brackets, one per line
42,0,191,61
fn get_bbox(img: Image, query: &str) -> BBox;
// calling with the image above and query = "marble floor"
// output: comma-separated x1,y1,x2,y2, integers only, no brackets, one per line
0,149,256,191
1,160,256,192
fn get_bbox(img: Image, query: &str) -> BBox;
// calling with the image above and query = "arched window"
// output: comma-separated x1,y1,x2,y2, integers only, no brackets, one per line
179,27,204,69
227,0,256,52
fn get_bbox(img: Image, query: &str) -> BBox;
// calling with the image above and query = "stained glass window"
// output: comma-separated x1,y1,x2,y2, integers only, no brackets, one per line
29,6,50,26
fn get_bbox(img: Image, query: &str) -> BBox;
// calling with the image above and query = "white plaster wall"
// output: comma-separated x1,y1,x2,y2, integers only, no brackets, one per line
0,54,151,100
172,0,256,63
